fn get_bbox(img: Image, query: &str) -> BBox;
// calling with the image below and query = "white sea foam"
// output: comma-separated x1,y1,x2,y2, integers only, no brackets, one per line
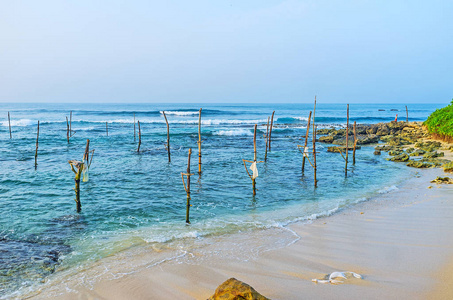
160,111,199,116
1,119,34,127
378,185,399,194
214,129,253,136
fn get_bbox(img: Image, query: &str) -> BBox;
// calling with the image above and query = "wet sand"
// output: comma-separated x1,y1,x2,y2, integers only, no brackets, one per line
30,166,453,300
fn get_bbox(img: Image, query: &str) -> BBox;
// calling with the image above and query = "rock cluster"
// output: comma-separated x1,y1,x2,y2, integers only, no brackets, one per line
316,121,452,169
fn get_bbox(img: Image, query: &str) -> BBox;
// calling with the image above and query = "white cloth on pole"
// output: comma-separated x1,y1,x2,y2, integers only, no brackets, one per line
82,160,89,182
250,162,258,179
303,147,309,158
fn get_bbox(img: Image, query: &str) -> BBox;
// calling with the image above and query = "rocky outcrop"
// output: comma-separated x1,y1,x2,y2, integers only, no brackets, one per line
430,176,453,184
208,278,269,300
388,153,409,162
444,162,453,173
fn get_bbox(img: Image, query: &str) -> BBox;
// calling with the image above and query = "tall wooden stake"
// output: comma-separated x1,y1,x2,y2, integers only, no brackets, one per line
134,113,136,142
70,111,72,133
313,96,317,188
268,111,275,151
83,139,90,162
406,106,408,122
313,125,318,188
8,112,12,139
264,117,270,162
345,104,349,176
253,124,257,196
353,121,357,165
181,148,193,224
302,111,312,173
69,160,84,213
197,108,202,174
66,116,70,143
106,122,108,137
34,121,39,169
162,111,171,162
137,121,141,152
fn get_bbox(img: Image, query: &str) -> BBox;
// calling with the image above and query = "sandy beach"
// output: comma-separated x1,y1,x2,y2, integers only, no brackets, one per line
26,163,453,300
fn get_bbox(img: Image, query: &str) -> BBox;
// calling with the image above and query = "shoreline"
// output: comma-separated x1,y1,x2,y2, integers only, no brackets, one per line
27,164,453,299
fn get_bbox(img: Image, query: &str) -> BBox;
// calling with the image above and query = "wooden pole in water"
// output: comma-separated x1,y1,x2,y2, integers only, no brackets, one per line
83,139,90,162
34,121,39,168
252,124,257,196
8,112,12,139
313,125,318,188
70,111,72,133
66,117,70,143
162,111,171,162
106,122,108,137
197,108,202,174
264,116,270,162
353,121,357,164
186,148,192,224
302,111,312,173
268,111,275,151
133,113,136,142
345,104,349,176
69,161,83,213
312,96,317,188
137,121,141,152
353,121,357,165
406,106,408,123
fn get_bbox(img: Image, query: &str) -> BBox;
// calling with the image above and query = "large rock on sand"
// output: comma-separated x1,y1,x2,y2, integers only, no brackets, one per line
208,278,269,300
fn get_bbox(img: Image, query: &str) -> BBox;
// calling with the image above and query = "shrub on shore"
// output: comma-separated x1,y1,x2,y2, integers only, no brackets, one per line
423,99,453,142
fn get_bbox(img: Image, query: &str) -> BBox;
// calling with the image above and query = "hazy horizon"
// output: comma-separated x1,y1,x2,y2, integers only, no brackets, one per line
1,1,452,104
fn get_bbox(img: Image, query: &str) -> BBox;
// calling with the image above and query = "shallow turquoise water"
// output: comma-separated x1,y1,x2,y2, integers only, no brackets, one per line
0,103,442,297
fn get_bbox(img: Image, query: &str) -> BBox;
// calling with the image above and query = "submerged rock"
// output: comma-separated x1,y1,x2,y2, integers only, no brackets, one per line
374,150,381,155
318,136,334,143
208,278,269,300
327,146,361,153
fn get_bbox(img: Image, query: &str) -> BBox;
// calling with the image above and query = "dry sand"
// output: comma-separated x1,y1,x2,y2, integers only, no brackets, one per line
29,167,453,300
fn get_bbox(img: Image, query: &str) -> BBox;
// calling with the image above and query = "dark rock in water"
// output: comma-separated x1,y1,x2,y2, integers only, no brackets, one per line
388,153,409,162
390,109,398,111
375,145,398,152
406,160,432,168
374,150,381,155
208,278,269,300
318,136,334,143
327,146,361,153
378,109,385,111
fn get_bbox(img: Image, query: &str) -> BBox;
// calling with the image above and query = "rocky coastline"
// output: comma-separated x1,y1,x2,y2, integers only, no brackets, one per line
317,121,453,172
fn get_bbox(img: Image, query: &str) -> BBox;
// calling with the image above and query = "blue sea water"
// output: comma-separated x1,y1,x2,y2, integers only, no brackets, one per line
0,102,444,297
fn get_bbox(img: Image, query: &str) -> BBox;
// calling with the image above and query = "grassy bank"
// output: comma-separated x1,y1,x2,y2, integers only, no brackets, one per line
423,100,453,142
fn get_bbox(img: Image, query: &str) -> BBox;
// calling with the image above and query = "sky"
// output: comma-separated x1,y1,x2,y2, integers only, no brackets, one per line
0,0,452,103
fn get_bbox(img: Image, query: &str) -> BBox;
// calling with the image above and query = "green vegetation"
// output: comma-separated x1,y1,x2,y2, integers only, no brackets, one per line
423,99,453,141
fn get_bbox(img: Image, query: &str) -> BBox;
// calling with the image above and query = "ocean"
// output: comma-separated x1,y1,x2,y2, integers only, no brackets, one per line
0,102,444,298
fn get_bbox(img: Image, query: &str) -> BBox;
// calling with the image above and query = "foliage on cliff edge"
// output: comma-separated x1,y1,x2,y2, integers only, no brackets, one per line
423,99,453,142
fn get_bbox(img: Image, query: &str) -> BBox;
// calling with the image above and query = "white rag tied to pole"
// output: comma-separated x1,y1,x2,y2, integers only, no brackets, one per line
303,147,309,158
250,162,258,179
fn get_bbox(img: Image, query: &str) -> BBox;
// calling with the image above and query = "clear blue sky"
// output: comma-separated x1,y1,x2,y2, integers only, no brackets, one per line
1,1,452,103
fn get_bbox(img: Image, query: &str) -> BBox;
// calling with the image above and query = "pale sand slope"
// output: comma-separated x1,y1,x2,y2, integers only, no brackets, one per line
32,168,453,300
